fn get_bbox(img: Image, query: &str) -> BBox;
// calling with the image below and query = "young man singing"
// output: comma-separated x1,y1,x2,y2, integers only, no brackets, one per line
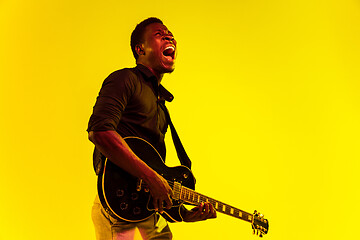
88,17,216,240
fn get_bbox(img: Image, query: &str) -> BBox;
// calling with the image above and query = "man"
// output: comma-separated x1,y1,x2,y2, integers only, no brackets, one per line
88,17,216,240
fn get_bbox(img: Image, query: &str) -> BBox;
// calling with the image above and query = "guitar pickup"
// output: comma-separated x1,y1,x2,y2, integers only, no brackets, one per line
172,181,181,200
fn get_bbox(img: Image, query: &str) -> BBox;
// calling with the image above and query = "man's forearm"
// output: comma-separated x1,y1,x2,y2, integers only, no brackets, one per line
88,130,174,212
88,130,155,182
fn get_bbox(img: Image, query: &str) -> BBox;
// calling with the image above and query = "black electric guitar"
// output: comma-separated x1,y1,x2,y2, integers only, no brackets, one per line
97,136,269,237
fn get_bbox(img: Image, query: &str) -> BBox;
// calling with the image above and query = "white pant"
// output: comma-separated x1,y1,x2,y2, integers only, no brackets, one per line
91,195,172,240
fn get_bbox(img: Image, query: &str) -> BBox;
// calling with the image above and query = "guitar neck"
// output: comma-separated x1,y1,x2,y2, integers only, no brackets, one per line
178,186,254,223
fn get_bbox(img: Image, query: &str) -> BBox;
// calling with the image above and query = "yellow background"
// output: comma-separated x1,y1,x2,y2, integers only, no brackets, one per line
1,0,359,239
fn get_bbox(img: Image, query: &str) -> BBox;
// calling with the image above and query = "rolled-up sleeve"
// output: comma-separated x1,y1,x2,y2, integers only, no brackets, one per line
87,69,135,132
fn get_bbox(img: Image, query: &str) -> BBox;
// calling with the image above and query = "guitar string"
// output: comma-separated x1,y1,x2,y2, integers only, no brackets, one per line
167,180,266,227
177,188,266,228
166,180,253,219
143,177,265,230
171,188,267,231
170,184,266,231
173,186,266,231
141,181,244,215
160,181,265,229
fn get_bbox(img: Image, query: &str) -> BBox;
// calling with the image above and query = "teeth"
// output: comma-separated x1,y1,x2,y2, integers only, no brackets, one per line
164,46,175,51
163,45,175,59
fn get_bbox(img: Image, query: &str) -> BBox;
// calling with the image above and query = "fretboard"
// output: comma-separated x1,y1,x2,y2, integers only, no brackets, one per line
179,186,254,223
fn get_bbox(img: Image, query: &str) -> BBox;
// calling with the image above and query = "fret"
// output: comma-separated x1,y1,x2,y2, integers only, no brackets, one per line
108,138,268,236
235,210,242,218
179,185,253,223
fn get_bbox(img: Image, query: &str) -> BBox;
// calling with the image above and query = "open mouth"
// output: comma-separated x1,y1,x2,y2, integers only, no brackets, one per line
162,46,175,61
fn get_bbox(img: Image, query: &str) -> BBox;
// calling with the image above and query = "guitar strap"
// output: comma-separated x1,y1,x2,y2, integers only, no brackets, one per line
159,102,192,169
92,102,193,174
92,66,192,174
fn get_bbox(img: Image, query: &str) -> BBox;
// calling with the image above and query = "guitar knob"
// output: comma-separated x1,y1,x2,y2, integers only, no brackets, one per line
120,202,128,210
131,193,139,200
116,189,124,197
183,173,188,179
133,207,141,215
144,187,149,193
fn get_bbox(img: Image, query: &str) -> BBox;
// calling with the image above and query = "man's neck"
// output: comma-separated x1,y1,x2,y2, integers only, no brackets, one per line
137,62,163,85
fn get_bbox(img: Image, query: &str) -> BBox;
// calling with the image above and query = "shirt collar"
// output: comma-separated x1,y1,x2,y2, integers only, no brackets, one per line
136,64,154,79
136,64,174,102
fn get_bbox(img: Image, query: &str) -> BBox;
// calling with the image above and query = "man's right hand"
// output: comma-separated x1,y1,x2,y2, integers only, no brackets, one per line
145,171,173,213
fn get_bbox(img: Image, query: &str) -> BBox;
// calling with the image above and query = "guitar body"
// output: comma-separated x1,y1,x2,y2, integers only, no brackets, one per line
97,136,196,223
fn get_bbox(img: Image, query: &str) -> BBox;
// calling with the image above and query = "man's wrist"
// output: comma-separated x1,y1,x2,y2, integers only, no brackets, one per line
180,205,190,221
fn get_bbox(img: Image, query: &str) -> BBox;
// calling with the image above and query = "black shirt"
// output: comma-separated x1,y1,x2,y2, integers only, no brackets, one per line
87,64,174,160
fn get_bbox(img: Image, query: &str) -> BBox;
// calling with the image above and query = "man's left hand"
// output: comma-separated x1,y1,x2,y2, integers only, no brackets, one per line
182,202,217,222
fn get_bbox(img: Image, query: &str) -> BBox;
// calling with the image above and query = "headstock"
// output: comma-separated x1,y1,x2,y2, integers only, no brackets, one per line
252,210,269,237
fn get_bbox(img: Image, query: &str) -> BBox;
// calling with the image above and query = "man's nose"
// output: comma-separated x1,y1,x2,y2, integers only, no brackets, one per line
163,35,174,42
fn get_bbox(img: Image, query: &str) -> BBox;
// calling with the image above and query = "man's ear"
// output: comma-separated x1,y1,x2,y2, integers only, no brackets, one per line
135,44,145,56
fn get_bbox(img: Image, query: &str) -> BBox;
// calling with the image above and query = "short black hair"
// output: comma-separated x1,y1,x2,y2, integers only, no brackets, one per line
131,17,163,60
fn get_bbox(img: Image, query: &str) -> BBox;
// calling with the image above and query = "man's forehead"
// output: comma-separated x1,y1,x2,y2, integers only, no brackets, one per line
147,22,171,33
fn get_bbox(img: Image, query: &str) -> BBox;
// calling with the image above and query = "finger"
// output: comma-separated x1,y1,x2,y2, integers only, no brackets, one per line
158,199,164,213
168,188,174,198
211,204,217,218
164,195,173,209
200,203,210,219
204,202,210,212
188,203,202,219
212,209,217,218
207,204,217,219
200,202,209,216
153,197,159,212
209,203,217,218
207,203,214,213
201,203,214,220
208,204,216,218
195,202,204,215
